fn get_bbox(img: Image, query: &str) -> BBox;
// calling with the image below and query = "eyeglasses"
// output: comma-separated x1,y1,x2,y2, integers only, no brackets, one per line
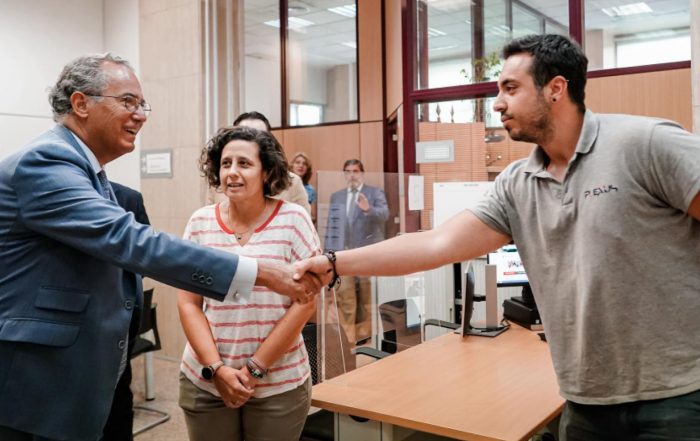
88,95,152,115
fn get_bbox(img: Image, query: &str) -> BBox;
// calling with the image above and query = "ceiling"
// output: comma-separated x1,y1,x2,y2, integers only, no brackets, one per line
244,0,358,69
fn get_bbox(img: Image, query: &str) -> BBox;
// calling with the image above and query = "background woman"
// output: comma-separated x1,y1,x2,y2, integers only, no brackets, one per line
290,152,316,222
178,126,320,441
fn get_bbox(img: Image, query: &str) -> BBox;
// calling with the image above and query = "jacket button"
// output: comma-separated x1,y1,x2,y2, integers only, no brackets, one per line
124,300,134,310
118,340,126,350
199,275,207,284
205,277,213,285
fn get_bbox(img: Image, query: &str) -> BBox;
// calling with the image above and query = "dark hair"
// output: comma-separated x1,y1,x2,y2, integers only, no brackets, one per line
48,53,133,122
343,159,364,172
200,126,290,196
502,34,588,113
233,111,272,131
291,152,313,185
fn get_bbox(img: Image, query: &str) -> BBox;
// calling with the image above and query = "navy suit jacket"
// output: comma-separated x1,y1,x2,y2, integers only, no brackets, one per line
0,125,243,440
110,181,151,342
324,184,389,252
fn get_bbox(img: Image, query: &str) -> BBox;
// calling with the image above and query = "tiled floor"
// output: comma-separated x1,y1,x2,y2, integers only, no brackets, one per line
131,355,188,441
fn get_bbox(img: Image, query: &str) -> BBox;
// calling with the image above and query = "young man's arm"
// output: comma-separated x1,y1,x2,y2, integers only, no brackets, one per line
296,210,511,281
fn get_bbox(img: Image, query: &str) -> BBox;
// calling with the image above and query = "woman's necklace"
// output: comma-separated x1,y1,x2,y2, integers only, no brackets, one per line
228,200,268,241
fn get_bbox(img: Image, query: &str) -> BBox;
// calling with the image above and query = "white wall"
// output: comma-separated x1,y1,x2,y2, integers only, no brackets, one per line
103,0,141,189
0,0,141,189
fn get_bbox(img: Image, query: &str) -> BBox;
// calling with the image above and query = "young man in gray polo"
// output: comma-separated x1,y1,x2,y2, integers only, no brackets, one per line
296,34,700,440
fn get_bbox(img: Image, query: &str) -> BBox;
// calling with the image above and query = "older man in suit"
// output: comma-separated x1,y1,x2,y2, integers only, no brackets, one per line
324,159,388,343
0,53,319,441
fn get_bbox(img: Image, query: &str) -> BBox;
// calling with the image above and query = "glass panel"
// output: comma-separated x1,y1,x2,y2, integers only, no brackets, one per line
416,0,472,88
512,3,542,38
286,0,358,125
313,171,527,381
584,0,690,70
243,0,282,127
416,0,569,89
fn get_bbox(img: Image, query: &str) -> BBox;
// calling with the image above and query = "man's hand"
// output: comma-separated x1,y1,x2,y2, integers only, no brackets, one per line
256,261,322,303
356,193,370,212
293,255,334,286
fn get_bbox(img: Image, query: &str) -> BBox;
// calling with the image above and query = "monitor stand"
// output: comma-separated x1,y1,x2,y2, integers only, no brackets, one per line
461,264,508,338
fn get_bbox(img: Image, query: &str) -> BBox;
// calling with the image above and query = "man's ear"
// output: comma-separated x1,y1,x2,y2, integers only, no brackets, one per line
70,92,90,118
548,75,568,103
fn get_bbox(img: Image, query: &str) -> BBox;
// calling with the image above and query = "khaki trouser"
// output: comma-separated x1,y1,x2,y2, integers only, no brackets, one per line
179,374,311,441
335,275,372,343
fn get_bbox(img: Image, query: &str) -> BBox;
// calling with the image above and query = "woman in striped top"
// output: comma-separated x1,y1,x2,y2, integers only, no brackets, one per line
177,126,320,441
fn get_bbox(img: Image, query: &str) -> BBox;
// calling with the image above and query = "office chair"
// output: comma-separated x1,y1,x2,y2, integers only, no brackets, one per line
377,299,422,353
300,321,388,441
130,288,170,435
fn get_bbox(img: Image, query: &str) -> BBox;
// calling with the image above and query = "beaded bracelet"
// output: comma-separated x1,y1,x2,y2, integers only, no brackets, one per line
323,250,341,290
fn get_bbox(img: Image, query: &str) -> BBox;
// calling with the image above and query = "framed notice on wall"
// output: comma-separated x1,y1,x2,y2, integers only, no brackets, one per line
140,149,172,178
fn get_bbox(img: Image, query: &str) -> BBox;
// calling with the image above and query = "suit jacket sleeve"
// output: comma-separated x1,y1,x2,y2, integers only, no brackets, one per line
13,146,239,301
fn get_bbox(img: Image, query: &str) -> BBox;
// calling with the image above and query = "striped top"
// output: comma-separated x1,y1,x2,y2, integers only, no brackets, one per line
180,199,320,398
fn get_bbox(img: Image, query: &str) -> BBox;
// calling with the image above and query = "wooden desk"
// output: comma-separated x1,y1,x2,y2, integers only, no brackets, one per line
311,326,564,441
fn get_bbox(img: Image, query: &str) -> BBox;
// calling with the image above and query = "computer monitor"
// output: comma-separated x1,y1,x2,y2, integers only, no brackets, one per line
487,245,529,287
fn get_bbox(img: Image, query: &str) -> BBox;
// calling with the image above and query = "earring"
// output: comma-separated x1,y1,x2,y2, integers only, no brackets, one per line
552,98,557,102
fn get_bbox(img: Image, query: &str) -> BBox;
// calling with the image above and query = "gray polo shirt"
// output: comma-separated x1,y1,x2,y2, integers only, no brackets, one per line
470,110,700,405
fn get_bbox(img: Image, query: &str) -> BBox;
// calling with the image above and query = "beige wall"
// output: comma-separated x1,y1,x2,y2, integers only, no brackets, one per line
384,0,403,117
691,0,700,134
587,68,692,131
139,0,208,358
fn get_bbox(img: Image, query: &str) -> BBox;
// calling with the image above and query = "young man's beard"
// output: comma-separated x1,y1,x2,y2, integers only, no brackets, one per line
507,92,552,145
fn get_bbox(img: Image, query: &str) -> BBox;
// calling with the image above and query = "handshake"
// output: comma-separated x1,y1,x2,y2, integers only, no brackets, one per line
257,253,337,303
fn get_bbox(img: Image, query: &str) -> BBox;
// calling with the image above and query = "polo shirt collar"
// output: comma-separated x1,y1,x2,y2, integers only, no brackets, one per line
523,109,599,175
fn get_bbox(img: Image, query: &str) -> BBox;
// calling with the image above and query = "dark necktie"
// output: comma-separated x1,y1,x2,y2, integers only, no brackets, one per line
345,188,358,249
97,170,113,201
347,188,358,221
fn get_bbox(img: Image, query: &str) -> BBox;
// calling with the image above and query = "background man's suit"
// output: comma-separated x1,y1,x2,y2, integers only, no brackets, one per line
324,184,388,342
102,182,151,441
0,125,246,441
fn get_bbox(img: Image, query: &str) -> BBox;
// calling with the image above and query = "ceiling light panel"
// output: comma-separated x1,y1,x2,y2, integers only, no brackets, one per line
328,4,356,17
601,2,653,17
264,17,315,29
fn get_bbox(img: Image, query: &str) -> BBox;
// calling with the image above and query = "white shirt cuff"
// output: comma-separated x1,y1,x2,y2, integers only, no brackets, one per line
226,256,257,303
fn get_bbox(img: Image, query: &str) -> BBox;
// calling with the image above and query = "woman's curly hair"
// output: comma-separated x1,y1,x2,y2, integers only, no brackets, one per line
199,126,290,196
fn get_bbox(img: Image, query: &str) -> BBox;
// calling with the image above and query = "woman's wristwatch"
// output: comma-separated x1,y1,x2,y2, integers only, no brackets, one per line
201,360,224,380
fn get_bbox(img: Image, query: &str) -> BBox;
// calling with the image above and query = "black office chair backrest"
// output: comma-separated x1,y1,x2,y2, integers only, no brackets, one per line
131,288,161,359
378,299,421,353
302,321,355,385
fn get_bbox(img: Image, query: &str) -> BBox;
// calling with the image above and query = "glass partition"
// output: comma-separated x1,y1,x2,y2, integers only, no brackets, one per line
583,0,690,70
415,0,569,89
310,170,522,384
286,0,358,125
243,0,283,127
